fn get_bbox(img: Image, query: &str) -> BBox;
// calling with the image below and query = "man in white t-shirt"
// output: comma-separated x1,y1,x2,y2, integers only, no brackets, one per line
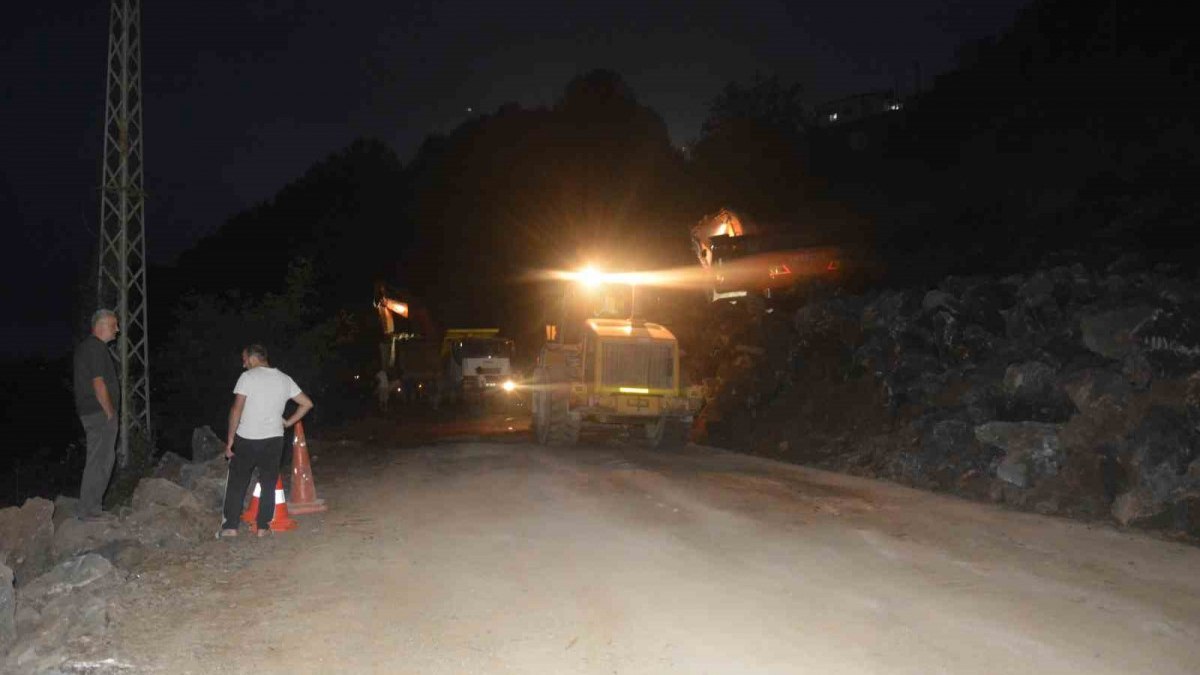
218,344,313,538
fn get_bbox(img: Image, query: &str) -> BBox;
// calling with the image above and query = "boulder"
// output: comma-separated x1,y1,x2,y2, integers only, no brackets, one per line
962,380,999,424
125,504,211,550
929,311,959,357
51,496,78,529
975,421,1064,488
861,289,917,330
1001,304,1035,342
126,477,212,550
959,324,997,361
1117,406,1199,511
191,425,225,463
9,554,121,673
1002,361,1057,401
851,337,888,376
150,451,189,484
1,563,13,652
51,517,137,563
187,476,227,512
921,290,958,315
995,453,1031,488
91,539,149,571
898,419,998,486
1059,368,1130,415
1111,488,1169,527
1080,306,1157,360
958,280,1011,335
975,421,1063,454
7,592,112,674
1187,372,1200,431
1135,303,1200,375
1106,253,1146,275
1122,352,1153,390
0,498,55,586
1062,264,1099,305
1017,272,1056,308
16,554,116,607
179,455,229,487
131,478,202,514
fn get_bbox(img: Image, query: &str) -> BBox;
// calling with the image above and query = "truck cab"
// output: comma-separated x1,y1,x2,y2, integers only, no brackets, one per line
441,329,515,404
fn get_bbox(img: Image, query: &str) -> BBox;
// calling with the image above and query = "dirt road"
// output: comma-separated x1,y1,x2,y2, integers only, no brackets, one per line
107,437,1200,674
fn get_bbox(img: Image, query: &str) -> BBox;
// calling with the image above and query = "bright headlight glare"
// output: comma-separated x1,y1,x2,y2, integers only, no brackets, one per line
502,380,516,392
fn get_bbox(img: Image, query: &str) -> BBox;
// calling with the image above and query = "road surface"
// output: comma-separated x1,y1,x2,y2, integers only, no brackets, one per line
108,436,1200,674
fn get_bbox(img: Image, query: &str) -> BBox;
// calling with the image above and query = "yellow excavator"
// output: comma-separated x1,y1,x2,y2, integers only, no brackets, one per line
374,282,440,403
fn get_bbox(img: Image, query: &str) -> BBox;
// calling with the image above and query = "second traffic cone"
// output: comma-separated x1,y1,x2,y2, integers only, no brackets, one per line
262,476,298,531
241,477,298,531
288,421,327,514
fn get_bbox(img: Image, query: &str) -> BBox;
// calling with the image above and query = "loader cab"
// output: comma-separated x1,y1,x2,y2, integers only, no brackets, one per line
545,282,636,346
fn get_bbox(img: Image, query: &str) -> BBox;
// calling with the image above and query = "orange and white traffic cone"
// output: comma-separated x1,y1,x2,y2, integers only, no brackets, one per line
288,421,327,514
241,477,298,531
240,482,261,525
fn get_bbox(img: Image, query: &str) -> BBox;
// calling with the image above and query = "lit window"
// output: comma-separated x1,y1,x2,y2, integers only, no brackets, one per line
828,113,838,122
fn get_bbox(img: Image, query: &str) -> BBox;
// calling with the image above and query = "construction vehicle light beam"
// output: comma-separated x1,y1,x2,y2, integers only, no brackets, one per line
536,247,844,294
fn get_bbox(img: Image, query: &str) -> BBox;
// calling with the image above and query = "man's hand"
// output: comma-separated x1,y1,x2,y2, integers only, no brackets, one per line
93,377,116,422
224,441,234,460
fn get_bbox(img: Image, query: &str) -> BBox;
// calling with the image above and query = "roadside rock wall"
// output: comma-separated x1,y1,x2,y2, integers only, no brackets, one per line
692,264,1200,538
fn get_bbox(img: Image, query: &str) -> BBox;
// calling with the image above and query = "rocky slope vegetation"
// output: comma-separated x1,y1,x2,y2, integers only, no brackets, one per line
692,262,1200,538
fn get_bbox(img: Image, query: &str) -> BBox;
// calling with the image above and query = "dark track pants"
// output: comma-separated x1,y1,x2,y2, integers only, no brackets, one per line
222,435,284,531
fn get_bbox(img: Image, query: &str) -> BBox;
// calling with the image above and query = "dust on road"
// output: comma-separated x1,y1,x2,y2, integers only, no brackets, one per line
107,439,1200,674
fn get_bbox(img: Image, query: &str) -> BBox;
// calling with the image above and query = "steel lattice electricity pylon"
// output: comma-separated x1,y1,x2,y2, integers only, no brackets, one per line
97,0,151,465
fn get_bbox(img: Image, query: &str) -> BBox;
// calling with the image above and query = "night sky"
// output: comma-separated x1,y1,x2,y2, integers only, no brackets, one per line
1,0,1027,358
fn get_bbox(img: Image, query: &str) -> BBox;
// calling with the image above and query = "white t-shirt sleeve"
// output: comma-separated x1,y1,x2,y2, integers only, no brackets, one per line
233,372,250,396
286,375,302,399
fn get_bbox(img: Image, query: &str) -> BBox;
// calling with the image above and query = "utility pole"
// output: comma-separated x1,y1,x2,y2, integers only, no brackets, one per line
97,0,151,465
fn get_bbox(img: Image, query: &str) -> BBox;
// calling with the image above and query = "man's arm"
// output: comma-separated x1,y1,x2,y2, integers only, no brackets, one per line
91,377,116,420
225,394,247,458
284,392,314,428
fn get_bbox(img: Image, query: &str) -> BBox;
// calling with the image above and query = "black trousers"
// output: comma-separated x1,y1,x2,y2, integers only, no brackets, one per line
222,435,284,530
78,412,118,517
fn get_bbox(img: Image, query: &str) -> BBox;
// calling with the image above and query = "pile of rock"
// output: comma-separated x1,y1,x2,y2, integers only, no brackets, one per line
695,264,1200,537
0,426,231,673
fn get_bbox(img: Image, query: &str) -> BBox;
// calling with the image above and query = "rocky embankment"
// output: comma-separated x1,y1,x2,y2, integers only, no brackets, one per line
694,263,1200,538
0,427,232,673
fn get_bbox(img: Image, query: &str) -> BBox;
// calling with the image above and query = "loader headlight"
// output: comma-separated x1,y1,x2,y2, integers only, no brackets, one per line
502,379,516,392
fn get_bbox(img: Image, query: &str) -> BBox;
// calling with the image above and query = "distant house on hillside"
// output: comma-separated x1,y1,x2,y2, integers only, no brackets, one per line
815,91,903,127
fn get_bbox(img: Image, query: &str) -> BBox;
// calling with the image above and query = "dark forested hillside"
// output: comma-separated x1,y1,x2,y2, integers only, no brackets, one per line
811,0,1200,284
161,138,410,314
